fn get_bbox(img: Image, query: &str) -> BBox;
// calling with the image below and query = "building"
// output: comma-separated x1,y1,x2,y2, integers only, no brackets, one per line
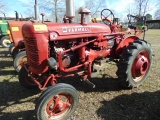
146,20,160,29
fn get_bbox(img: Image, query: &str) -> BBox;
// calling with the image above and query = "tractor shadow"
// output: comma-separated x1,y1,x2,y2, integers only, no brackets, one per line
0,47,11,57
0,69,16,75
57,75,126,93
0,110,36,120
96,91,160,120
0,79,41,120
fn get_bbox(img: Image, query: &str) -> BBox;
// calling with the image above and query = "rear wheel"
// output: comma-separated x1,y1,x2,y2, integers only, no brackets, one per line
13,51,27,72
0,36,11,48
36,83,79,120
116,39,152,88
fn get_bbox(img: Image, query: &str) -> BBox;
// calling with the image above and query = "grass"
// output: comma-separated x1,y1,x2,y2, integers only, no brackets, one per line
0,29,160,120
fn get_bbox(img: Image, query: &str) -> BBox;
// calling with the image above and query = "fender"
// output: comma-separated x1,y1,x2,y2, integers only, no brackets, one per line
116,35,139,55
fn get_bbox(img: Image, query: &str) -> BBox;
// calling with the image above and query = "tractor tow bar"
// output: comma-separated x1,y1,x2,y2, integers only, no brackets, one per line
81,79,95,88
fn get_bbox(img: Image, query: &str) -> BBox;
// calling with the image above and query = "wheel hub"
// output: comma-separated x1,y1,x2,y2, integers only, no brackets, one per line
46,94,71,118
132,52,149,81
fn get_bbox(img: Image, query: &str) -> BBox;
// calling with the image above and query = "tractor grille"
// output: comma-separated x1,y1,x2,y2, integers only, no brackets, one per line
25,38,41,69
25,36,49,74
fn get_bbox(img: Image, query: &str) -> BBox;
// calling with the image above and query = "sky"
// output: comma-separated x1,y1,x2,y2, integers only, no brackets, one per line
0,0,159,19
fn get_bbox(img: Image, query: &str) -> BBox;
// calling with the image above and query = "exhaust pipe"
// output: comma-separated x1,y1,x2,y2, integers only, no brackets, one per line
15,11,19,21
34,0,38,20
65,0,75,19
3,13,6,20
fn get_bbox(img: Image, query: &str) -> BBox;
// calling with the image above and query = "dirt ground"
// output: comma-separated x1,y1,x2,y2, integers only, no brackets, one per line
0,29,160,120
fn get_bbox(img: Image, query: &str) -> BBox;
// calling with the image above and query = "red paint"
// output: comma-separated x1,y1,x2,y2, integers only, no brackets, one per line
132,51,149,79
22,16,145,89
116,36,139,55
8,21,31,47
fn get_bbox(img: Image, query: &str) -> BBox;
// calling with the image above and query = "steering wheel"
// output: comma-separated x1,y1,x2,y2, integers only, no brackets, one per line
101,9,115,25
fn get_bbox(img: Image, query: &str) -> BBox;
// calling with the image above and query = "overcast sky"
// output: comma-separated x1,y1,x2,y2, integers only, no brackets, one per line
1,0,159,18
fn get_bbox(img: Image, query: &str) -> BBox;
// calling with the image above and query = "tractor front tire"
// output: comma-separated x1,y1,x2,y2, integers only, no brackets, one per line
116,39,152,88
13,51,27,72
36,83,79,120
19,64,39,89
9,43,15,55
0,36,11,48
12,47,20,59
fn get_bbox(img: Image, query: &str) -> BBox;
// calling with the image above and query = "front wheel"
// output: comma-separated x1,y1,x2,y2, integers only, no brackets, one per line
116,39,152,88
19,64,40,89
9,43,15,55
13,51,27,72
36,83,79,120
0,36,11,48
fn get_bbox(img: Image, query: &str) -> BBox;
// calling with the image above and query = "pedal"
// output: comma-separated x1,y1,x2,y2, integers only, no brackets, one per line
84,79,96,88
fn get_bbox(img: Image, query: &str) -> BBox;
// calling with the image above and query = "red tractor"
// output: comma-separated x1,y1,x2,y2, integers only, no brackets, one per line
19,1,152,120
8,21,31,72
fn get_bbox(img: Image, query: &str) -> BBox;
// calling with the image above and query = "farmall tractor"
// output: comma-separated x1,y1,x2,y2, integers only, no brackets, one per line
19,0,152,119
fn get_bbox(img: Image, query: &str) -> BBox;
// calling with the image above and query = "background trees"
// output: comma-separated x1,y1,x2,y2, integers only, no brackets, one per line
154,1,160,20
0,0,8,15
1,0,160,22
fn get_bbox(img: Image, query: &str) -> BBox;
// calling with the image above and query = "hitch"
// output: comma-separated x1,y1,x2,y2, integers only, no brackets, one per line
81,79,95,88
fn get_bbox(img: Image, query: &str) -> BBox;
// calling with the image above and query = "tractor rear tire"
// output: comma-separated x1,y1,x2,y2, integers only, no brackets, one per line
36,83,79,120
116,39,152,88
0,36,11,48
13,51,27,72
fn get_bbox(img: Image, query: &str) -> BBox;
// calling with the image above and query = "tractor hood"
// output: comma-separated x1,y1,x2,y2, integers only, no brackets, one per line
46,22,111,40
8,21,31,46
22,22,111,41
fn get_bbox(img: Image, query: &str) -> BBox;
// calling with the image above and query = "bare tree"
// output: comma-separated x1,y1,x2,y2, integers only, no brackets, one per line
40,0,65,22
84,0,106,17
154,9,160,20
0,0,7,15
154,1,160,20
125,0,151,17
19,0,65,22
134,0,150,16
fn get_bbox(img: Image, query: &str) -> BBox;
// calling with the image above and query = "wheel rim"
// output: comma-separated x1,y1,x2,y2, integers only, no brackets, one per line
45,94,73,119
3,38,11,47
132,51,150,82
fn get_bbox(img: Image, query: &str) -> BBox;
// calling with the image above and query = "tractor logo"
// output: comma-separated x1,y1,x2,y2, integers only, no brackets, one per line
62,27,90,33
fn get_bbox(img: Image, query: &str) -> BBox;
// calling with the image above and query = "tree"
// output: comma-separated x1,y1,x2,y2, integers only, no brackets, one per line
125,0,151,17
146,13,152,20
154,9,160,20
134,0,150,16
0,0,7,15
40,0,65,22
154,1,160,20
19,0,65,22
84,0,106,17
